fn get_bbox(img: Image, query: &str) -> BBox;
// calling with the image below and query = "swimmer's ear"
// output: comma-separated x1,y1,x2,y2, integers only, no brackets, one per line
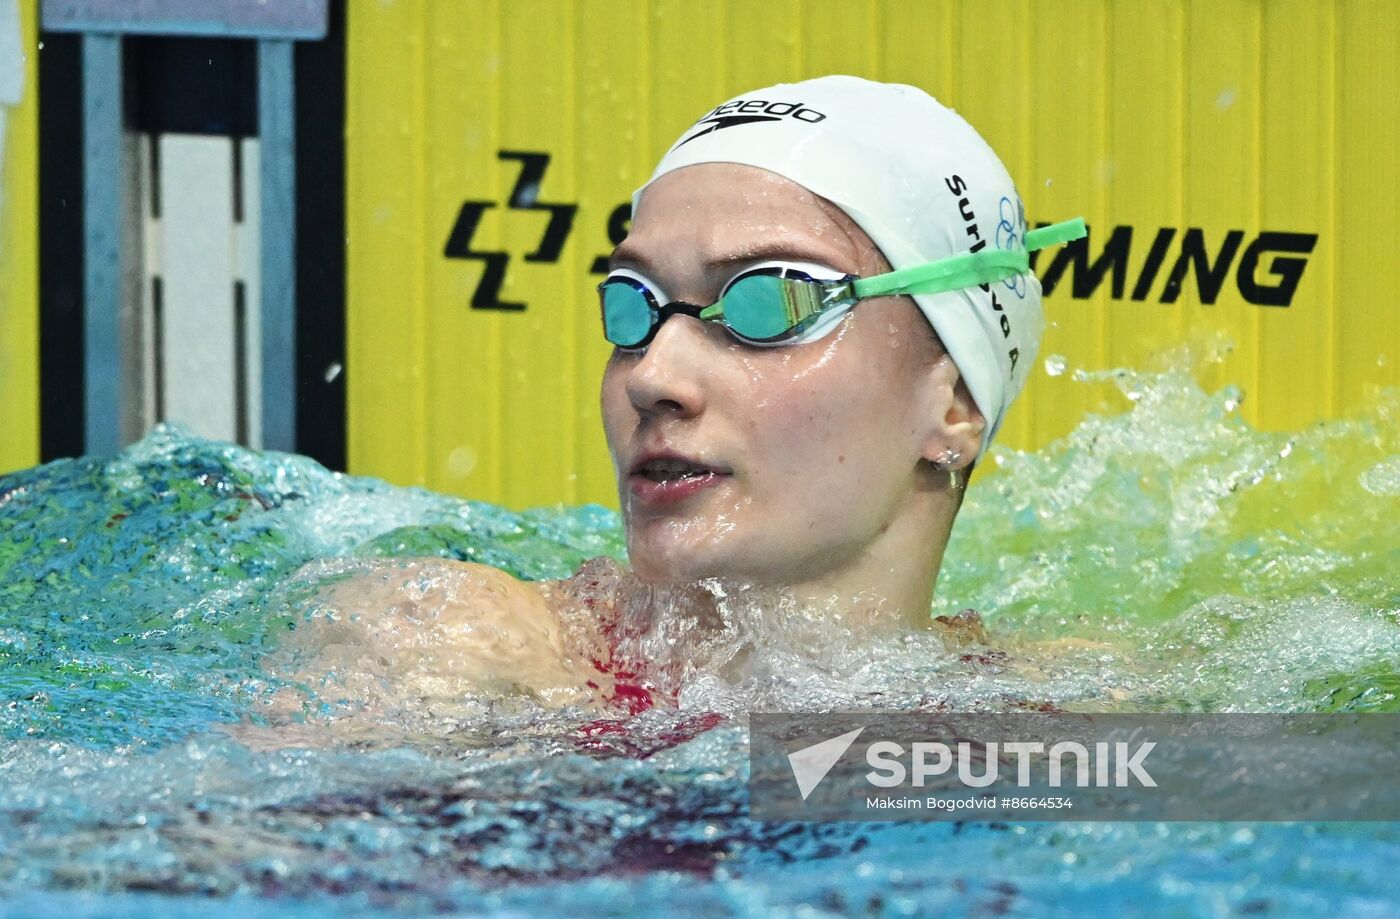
916,355,984,471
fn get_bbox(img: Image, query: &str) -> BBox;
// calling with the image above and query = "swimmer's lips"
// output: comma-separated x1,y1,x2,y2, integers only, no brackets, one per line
627,451,732,506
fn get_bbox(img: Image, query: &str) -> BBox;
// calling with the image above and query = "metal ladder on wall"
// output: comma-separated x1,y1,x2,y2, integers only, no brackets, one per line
41,0,328,453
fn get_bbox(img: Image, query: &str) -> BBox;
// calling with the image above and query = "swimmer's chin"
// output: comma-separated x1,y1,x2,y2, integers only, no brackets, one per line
627,551,788,592
626,555,731,588
624,534,751,586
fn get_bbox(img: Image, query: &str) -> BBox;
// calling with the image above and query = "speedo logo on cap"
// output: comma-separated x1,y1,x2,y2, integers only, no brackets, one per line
677,99,827,147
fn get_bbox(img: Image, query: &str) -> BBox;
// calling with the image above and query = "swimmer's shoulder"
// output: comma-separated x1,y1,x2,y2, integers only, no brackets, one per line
535,556,629,609
305,555,629,623
286,556,619,708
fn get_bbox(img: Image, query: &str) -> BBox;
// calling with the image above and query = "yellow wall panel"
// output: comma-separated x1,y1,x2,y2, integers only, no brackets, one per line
1186,1,1256,396
1335,2,1400,415
1258,0,1334,427
0,0,37,476
346,0,431,487
1020,0,1111,447
727,1,800,91
574,2,651,505
346,0,1400,510
1102,0,1184,372
877,2,954,97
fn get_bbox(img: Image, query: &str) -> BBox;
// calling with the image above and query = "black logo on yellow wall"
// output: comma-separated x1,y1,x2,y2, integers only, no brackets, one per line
1030,225,1318,306
445,152,1317,311
443,151,579,310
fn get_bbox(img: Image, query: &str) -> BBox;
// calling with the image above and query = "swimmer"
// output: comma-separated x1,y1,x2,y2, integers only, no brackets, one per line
250,76,1085,731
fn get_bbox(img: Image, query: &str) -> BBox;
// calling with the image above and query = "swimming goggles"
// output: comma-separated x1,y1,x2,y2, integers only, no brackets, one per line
599,217,1086,349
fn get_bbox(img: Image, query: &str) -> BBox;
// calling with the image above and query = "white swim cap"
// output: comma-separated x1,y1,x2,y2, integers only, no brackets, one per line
634,74,1042,458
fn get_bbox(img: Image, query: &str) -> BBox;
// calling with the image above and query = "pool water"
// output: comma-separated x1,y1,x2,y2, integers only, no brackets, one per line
1,359,1398,917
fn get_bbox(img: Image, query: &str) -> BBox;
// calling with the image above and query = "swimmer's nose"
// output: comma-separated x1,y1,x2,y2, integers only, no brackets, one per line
624,314,710,419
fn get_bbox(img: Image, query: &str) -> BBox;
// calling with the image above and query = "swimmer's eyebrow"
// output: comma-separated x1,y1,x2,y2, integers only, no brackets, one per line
607,242,850,274
605,242,648,273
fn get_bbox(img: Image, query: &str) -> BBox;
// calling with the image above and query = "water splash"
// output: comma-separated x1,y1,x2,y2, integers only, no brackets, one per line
1,363,1397,915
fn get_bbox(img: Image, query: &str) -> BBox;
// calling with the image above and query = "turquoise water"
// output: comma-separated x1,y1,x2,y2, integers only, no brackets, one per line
1,363,1398,917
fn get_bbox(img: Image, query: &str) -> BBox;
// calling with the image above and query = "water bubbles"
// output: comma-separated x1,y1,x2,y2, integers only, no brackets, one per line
1044,354,1068,377
3,371,1398,911
1220,385,1244,413
447,445,479,477
1360,456,1400,496
515,181,541,209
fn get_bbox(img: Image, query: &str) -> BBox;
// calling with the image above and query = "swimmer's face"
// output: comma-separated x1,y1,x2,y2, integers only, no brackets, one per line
600,163,974,587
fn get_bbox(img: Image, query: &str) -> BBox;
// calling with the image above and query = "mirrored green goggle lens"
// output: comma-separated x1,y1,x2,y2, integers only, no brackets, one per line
720,274,797,341
600,272,837,347
602,283,654,348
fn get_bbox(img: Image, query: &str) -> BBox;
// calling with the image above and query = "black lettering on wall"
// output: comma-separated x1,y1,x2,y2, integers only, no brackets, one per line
497,150,577,262
443,201,524,311
1029,223,1314,306
1131,228,1178,301
591,203,633,274
1160,229,1246,304
443,150,576,311
442,151,1321,314
1237,232,1319,307
1038,225,1134,299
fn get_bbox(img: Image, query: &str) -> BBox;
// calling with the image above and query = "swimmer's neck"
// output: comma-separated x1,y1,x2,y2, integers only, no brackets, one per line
770,492,957,632
630,572,939,637
622,486,960,633
780,575,939,633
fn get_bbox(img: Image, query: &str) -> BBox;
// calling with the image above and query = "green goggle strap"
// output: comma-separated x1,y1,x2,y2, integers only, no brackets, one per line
852,216,1088,299
689,216,1087,331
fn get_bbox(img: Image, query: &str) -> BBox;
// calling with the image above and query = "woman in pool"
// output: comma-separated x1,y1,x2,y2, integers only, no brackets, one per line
269,76,1083,720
